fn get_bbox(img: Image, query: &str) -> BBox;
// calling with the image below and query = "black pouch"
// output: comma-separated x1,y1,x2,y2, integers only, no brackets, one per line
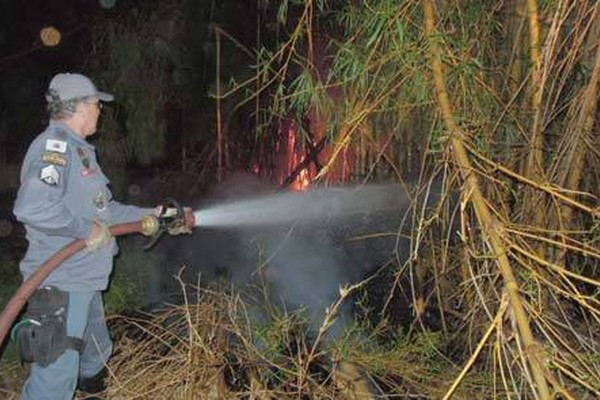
12,286,83,367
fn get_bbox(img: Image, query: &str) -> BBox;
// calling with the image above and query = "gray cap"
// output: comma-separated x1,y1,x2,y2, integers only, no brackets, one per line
46,73,114,102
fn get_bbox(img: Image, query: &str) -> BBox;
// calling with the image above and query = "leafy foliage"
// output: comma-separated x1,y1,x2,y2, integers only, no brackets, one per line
89,2,184,166
234,0,600,397
105,237,166,314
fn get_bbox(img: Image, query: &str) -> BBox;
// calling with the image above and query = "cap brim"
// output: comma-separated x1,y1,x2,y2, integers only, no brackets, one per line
96,91,114,102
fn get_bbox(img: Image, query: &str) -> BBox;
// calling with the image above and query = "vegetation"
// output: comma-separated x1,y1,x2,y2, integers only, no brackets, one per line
2,0,600,398
104,237,167,314
217,0,600,398
100,283,492,399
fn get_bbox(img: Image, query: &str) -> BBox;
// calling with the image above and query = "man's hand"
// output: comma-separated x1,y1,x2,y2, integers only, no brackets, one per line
167,207,193,235
153,204,193,236
152,205,173,218
85,220,112,251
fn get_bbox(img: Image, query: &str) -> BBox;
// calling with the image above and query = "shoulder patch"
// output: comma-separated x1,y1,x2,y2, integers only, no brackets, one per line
42,152,68,167
40,165,60,186
45,139,67,153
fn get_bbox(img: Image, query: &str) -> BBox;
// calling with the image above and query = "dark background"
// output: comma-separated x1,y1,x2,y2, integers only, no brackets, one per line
0,0,264,166
0,0,274,310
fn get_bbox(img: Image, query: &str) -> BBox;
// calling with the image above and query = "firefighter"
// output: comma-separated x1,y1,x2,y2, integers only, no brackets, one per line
12,73,177,399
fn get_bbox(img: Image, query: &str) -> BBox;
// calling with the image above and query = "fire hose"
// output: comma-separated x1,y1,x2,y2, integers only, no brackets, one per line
0,202,195,347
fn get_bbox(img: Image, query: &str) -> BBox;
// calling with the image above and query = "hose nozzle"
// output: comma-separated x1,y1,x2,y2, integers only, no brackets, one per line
143,198,195,249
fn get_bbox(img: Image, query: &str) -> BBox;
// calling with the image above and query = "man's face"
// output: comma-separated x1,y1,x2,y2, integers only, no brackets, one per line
79,98,102,137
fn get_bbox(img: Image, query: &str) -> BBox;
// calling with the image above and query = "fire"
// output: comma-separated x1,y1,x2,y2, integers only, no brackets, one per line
287,126,311,191
254,115,358,191
287,126,297,177
291,168,311,192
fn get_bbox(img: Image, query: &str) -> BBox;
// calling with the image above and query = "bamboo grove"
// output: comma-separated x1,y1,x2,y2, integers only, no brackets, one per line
228,0,600,398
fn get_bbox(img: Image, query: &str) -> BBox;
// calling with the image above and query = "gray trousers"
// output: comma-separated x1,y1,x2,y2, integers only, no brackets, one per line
21,291,112,400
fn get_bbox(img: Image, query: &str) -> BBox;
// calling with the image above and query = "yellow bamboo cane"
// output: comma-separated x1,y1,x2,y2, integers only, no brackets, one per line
422,1,552,398
558,28,600,229
524,0,544,181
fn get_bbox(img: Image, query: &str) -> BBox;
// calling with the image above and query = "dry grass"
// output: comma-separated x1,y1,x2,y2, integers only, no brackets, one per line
0,360,25,400
79,278,489,400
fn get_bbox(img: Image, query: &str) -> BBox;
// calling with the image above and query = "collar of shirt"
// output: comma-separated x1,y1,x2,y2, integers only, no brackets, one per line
48,120,95,151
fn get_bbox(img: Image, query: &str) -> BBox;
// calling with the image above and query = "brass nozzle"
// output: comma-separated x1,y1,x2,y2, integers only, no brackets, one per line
140,215,160,237
184,208,195,230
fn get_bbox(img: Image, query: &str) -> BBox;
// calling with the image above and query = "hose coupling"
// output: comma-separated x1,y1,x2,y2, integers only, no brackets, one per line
140,215,160,237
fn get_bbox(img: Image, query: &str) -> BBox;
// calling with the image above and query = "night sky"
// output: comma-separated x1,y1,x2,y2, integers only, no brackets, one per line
0,0,126,161
0,0,261,168
0,1,109,250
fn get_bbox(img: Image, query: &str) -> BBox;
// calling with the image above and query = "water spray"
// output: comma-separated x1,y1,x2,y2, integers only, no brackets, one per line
193,184,406,228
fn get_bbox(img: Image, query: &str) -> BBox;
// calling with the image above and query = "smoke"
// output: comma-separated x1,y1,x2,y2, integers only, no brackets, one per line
160,172,443,339
257,223,358,338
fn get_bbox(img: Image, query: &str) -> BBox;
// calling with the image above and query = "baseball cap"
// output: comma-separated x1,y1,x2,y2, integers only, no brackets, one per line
46,73,114,102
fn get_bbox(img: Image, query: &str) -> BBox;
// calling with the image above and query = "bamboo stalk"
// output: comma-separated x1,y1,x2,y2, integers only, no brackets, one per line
520,0,552,263
256,0,261,169
523,0,544,181
507,0,527,96
557,26,600,229
422,1,552,399
216,27,223,183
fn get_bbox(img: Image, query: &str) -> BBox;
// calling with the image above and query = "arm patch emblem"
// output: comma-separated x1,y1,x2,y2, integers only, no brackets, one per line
40,165,60,186
42,152,68,167
45,139,67,153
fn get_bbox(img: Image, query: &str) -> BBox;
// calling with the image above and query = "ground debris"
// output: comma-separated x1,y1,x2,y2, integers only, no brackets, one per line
97,286,489,400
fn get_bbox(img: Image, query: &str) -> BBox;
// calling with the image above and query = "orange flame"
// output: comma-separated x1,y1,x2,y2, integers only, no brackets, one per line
251,119,329,190
291,167,311,191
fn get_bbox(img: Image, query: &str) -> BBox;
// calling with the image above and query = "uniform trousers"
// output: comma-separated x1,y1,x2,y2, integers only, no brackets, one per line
21,291,112,400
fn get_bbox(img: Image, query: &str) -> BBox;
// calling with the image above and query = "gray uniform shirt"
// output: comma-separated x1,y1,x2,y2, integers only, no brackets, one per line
13,121,151,291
